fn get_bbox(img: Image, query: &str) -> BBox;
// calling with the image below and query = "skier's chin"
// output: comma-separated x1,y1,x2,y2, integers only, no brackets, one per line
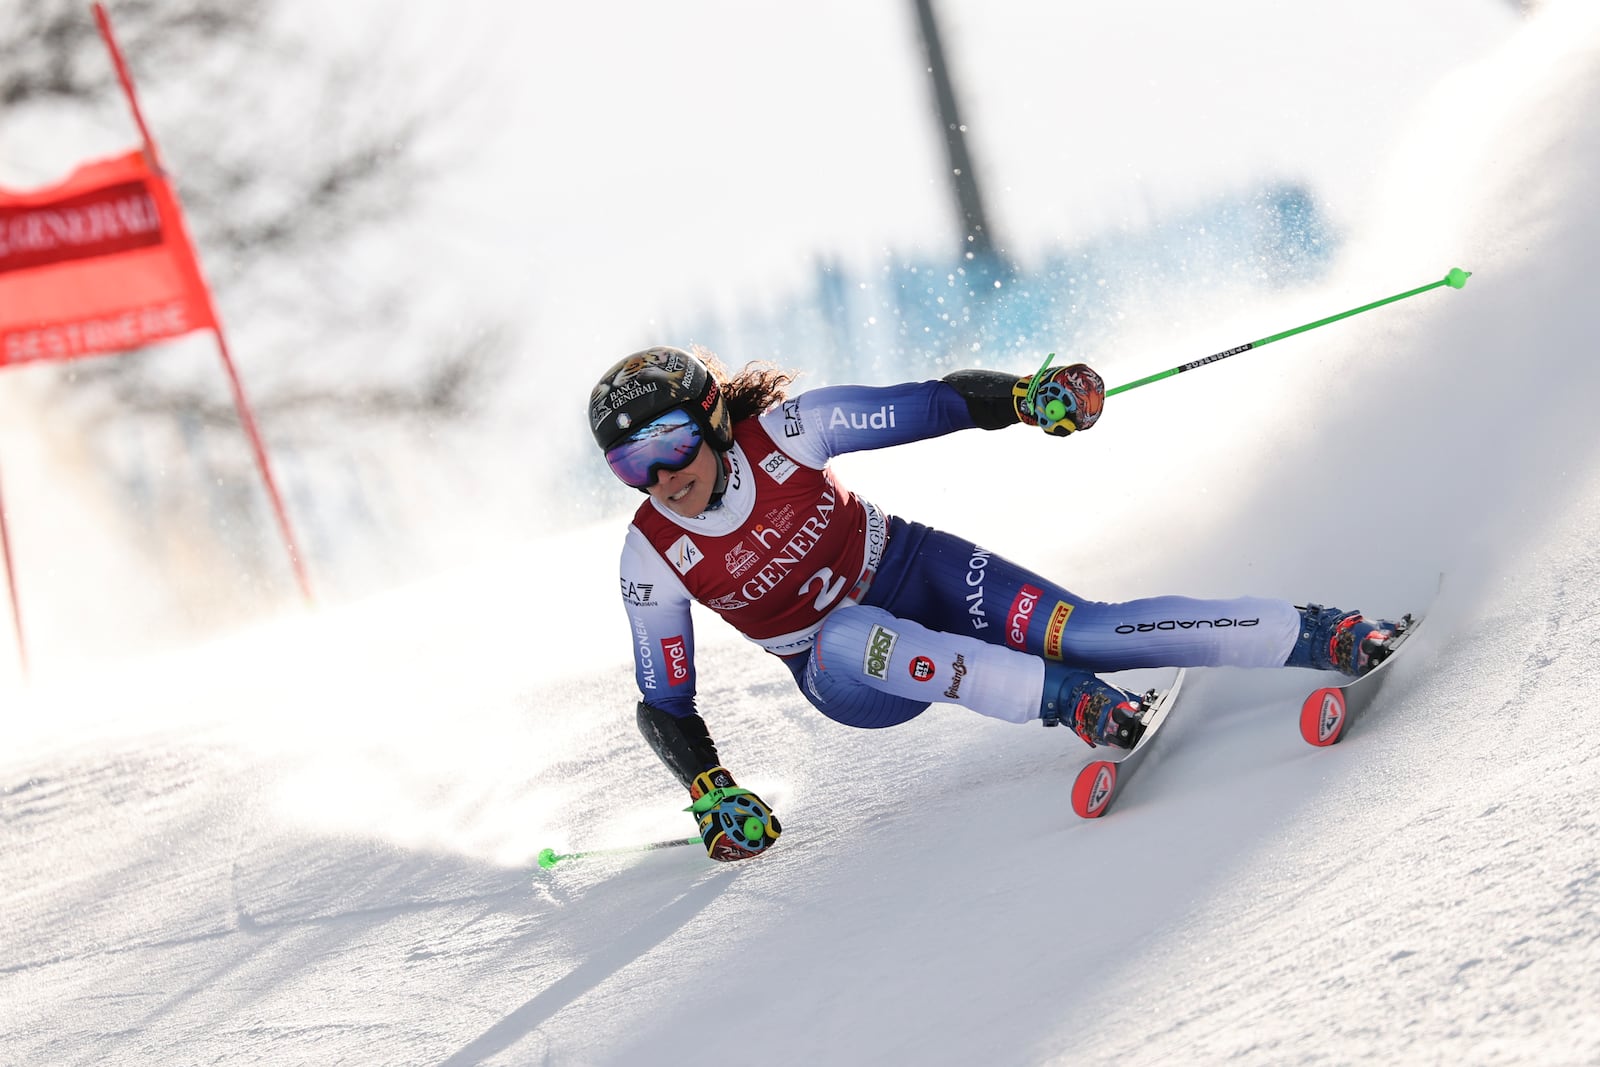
660,480,705,517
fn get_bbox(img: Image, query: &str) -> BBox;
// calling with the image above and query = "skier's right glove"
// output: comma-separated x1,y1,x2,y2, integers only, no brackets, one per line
687,767,782,862
1013,356,1105,436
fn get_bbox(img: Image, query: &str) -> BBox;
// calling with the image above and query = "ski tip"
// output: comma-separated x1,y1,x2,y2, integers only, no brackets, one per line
1071,760,1119,819
1300,687,1348,747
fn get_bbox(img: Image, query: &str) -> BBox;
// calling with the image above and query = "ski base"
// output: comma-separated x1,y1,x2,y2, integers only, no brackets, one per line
1070,668,1188,819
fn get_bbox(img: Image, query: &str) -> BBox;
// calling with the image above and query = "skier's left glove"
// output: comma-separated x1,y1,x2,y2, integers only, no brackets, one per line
1013,357,1105,436
687,767,782,862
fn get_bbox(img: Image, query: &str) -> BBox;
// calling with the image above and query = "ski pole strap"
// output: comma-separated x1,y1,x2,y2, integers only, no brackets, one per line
1021,352,1057,417
685,786,756,814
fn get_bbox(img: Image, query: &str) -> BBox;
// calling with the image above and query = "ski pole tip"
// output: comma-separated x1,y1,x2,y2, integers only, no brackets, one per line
537,847,560,870
1444,267,1471,289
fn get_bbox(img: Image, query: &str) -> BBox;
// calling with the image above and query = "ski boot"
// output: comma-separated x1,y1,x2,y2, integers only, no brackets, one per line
1041,666,1146,749
1288,605,1406,677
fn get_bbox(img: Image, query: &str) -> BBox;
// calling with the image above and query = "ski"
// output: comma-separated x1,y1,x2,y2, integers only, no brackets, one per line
1299,614,1422,747
1070,668,1188,819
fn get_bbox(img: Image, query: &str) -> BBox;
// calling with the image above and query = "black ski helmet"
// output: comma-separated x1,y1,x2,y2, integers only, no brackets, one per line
588,346,734,454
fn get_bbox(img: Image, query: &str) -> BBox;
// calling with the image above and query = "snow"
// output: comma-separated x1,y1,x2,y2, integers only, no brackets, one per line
4,2,1600,1065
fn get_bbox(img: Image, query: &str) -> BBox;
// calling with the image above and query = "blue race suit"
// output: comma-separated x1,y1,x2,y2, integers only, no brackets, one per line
617,378,1301,740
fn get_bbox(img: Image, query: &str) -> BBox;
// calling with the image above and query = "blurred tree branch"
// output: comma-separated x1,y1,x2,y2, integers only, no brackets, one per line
1,0,507,439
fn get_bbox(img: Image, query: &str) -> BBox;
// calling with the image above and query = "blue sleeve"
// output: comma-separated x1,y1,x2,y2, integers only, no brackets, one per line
760,380,977,465
620,527,699,717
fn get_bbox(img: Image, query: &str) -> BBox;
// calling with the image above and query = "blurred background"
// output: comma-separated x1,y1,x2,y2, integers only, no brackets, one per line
0,0,1521,682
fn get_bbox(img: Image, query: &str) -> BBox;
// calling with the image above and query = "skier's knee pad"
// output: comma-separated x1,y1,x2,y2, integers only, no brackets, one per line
804,606,930,728
813,604,897,676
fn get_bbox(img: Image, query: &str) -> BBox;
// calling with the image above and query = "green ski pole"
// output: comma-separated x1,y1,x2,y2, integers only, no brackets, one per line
537,836,700,869
1102,267,1472,399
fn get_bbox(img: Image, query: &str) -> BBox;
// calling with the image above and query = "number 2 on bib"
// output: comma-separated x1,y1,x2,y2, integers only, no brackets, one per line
799,567,848,611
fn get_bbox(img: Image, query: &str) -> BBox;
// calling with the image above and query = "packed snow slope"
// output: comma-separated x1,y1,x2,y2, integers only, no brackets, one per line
4,5,1600,1066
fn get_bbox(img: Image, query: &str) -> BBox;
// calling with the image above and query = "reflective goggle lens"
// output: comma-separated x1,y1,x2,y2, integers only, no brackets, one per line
604,408,704,489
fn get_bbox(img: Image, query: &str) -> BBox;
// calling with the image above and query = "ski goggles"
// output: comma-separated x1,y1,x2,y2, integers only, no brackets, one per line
604,407,705,489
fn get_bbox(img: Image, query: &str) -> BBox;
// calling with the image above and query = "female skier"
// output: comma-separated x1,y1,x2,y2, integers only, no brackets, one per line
590,345,1399,861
